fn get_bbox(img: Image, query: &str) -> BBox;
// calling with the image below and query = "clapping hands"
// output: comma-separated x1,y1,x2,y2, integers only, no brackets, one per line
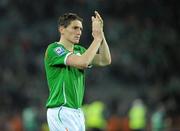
91,11,104,40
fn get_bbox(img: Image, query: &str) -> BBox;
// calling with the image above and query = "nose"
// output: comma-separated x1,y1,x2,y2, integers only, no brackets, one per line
77,29,81,35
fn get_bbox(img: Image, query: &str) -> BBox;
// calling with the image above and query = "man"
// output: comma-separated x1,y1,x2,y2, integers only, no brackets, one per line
44,11,111,131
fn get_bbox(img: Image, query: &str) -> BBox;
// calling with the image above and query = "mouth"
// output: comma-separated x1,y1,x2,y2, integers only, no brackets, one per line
75,36,80,40
75,36,80,39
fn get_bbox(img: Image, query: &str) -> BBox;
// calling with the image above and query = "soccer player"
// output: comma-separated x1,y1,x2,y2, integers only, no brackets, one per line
44,11,111,131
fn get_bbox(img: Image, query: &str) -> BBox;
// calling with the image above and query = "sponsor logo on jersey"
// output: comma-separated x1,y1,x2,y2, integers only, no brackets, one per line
54,47,65,56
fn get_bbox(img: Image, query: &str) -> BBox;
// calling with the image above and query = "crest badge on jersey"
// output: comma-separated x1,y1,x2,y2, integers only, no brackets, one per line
54,47,65,56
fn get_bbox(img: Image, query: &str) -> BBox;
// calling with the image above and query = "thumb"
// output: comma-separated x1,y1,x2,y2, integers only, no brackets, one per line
91,16,95,21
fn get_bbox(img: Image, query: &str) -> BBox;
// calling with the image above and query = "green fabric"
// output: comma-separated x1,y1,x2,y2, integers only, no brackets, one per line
44,42,86,108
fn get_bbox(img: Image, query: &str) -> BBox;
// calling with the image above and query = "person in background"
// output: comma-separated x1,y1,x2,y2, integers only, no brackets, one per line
128,99,147,131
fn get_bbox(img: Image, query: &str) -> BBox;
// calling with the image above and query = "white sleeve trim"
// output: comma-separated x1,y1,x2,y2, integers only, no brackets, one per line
88,65,93,68
64,52,73,65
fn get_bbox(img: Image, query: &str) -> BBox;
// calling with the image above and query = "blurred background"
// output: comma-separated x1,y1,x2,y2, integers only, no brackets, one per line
0,0,180,130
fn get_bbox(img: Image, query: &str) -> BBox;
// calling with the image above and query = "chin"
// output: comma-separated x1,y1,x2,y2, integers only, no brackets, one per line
74,40,80,44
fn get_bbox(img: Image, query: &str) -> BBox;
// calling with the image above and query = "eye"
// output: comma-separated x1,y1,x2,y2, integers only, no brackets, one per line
74,27,78,30
73,26,83,31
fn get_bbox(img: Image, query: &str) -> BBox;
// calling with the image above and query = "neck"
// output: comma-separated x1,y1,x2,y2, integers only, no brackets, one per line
58,38,74,52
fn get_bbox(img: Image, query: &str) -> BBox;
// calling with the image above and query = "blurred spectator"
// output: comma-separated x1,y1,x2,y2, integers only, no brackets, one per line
8,112,23,131
107,99,130,131
151,104,167,131
128,99,147,131
41,122,49,131
22,106,38,131
83,101,106,131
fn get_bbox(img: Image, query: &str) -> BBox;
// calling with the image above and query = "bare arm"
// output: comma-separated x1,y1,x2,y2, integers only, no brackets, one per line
66,38,102,69
92,33,111,66
66,12,103,69
92,11,111,66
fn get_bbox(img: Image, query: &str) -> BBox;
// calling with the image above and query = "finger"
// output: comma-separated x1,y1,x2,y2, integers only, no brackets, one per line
91,16,95,21
95,11,103,22
94,11,99,19
95,11,103,28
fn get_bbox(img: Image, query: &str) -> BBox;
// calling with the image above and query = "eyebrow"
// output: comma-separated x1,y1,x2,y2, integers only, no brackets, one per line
74,26,83,30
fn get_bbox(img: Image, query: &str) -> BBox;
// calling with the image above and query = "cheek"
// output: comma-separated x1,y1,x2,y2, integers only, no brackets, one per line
64,31,72,37
67,30,74,36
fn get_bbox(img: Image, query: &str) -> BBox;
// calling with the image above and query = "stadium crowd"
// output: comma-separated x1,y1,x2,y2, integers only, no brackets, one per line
0,0,180,130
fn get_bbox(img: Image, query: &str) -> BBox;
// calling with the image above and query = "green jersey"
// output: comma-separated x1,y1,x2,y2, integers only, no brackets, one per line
44,42,86,109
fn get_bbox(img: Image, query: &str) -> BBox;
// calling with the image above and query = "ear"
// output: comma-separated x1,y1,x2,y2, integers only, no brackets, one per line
58,26,65,35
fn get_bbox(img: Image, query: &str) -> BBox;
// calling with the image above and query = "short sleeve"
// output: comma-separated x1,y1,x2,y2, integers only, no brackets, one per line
47,46,72,66
75,45,93,68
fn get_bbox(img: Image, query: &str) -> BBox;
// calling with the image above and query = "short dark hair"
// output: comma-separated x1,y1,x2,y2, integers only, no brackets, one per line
58,13,83,28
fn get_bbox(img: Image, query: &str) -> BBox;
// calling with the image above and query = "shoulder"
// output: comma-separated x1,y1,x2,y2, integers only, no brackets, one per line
47,42,66,53
46,42,59,50
45,42,67,58
74,44,86,52
45,42,55,58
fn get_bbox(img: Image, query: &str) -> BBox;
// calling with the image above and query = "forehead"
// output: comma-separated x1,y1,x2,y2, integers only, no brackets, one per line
68,20,82,28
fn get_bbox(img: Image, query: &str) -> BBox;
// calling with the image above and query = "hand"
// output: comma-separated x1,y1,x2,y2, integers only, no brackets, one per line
95,11,103,29
91,11,103,40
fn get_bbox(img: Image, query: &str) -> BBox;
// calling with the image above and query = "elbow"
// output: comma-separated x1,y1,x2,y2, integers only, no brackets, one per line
104,55,112,66
84,61,91,68
104,58,111,66
81,56,93,68
99,59,111,66
106,56,112,65
107,59,111,65
105,59,111,66
80,62,90,69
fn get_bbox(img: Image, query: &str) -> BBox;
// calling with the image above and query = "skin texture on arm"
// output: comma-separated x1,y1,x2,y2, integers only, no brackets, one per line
66,38,102,69
92,33,111,66
92,11,111,66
